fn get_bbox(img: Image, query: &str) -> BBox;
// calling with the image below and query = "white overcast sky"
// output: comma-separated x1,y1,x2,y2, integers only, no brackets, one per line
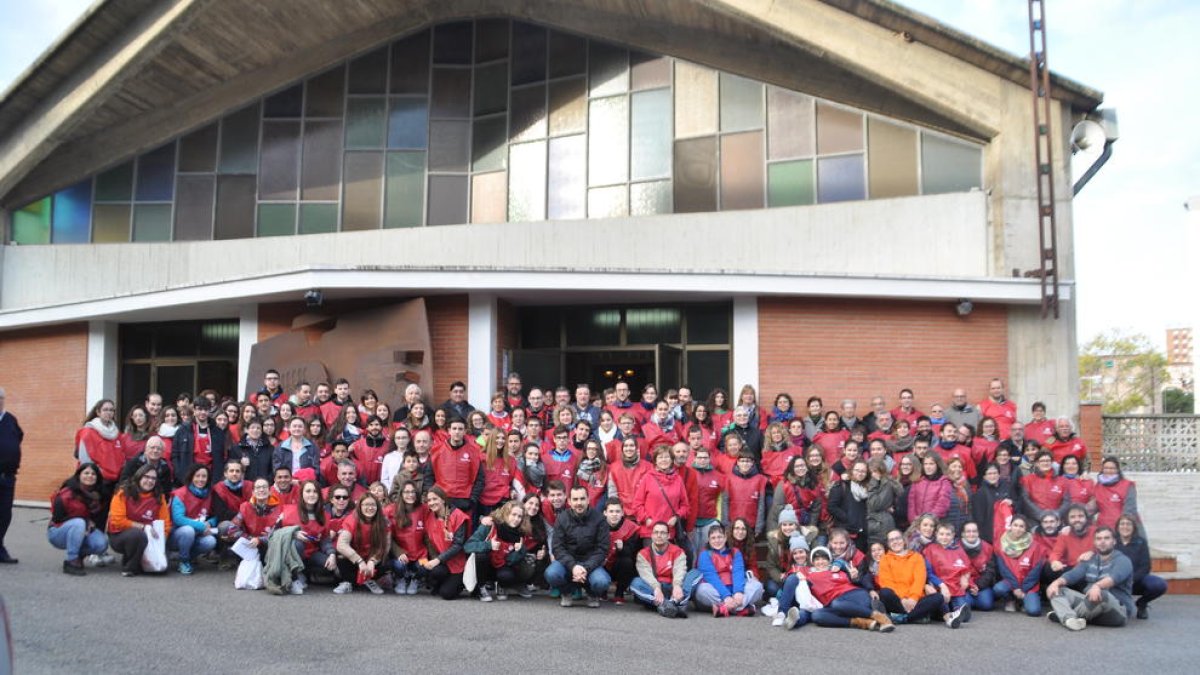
2,0,1197,349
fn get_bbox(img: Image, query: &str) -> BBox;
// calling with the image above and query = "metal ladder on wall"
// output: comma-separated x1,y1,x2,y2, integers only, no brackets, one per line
1025,0,1060,319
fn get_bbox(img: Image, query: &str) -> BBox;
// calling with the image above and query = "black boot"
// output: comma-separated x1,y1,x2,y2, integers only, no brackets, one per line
63,559,86,576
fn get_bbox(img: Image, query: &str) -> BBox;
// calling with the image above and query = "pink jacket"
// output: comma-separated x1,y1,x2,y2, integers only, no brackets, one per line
907,476,951,519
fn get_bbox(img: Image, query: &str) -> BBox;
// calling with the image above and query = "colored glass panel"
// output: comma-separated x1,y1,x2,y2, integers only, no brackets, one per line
433,21,473,65
510,84,547,142
673,136,717,213
178,123,218,172
387,97,429,149
720,131,764,210
475,19,509,63
674,61,717,138
587,185,627,218
95,162,133,202
428,120,470,172
390,30,431,94
630,180,671,216
385,151,425,228
508,140,546,222
588,95,628,186
264,84,303,118
817,154,866,203
342,152,384,230
767,160,815,207
589,42,627,97
346,97,387,149
548,77,586,135
174,175,215,240
259,121,301,200
472,116,507,173
305,67,345,118
630,53,670,91
471,170,507,224
136,143,176,201
867,118,918,198
720,73,763,132
214,175,256,239
257,203,296,237
348,47,388,94
427,174,469,226
631,89,671,180
921,133,982,194
92,204,131,243
816,103,864,154
219,104,260,174
302,120,343,201
132,204,172,242
12,198,50,245
473,62,508,116
299,203,339,234
511,22,547,85
51,180,92,243
548,134,586,220
767,87,814,160
431,68,471,118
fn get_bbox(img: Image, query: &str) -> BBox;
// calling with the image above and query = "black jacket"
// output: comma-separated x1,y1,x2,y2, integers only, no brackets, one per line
719,424,764,460
970,479,1013,544
0,412,23,474
551,506,610,573
119,455,174,494
828,480,869,540
170,423,228,484
232,437,274,483
1117,535,1152,583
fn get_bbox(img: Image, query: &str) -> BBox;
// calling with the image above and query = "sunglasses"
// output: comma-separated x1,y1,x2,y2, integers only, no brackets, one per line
331,495,350,500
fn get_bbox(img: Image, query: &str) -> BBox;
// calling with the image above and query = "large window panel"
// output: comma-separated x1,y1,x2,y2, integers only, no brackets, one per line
391,31,431,94
817,154,866,203
471,170,507,224
588,185,628,219
257,203,296,237
867,118,918,198
428,120,470,172
473,62,508,116
378,162,425,231
674,61,717,138
630,180,672,216
510,84,547,142
631,89,672,180
816,102,864,155
673,136,717,213
132,204,172,242
508,140,547,222
92,204,131,243
511,22,547,85
720,131,765,210
548,77,587,135
921,133,982,194
427,174,469,226
342,151,384,230
12,198,50,245
767,88,814,160
259,121,301,200
214,175,256,239
767,160,815,207
630,53,670,91
179,124,218,172
548,134,586,220
174,175,215,241
589,42,627,97
299,203,339,234
302,120,343,201
720,73,763,133
346,98,387,149
472,116,508,173
387,97,429,150
218,104,260,174
588,96,628,186
51,180,92,243
431,67,471,118
135,143,176,202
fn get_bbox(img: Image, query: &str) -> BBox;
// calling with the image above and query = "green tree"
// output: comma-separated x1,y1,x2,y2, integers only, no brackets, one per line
1078,330,1169,414
1162,388,1194,414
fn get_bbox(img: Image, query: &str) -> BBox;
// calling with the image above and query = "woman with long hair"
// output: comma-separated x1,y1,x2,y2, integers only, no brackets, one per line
465,500,536,602
403,400,431,435
276,480,336,592
813,410,850,466
76,399,124,496
389,480,428,595
421,485,470,600
106,463,171,576
576,438,611,510
328,404,362,446
120,405,153,461
828,459,871,553
48,463,110,575
970,462,1014,544
908,454,951,520
478,429,518,517
168,463,218,575
1115,513,1166,619
992,514,1045,616
705,388,732,432
379,427,412,492
332,492,392,595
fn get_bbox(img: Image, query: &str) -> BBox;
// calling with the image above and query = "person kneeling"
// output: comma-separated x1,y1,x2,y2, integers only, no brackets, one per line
631,521,702,618
545,486,611,608
466,500,536,602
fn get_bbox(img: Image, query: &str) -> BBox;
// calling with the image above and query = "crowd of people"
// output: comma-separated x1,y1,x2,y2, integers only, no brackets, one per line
32,372,1166,631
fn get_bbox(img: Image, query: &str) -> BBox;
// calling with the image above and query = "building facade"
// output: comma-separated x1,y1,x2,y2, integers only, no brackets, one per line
0,0,1103,500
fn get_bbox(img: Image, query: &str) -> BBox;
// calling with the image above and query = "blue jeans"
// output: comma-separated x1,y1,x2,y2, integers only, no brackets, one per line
46,519,108,561
811,588,874,627
967,587,995,611
993,580,1042,616
630,569,703,608
168,526,217,562
1134,576,1167,607
545,561,612,598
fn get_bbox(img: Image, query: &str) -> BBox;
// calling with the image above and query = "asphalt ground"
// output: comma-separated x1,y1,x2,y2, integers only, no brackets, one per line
4,506,1200,674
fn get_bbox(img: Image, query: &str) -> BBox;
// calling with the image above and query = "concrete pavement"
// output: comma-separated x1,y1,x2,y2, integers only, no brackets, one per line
4,506,1200,674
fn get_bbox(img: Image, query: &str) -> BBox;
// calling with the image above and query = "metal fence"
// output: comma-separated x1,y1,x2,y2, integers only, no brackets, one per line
1102,414,1200,472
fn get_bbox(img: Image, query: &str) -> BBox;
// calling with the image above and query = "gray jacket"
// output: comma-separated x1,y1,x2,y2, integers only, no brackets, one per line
944,404,982,431
1060,549,1135,617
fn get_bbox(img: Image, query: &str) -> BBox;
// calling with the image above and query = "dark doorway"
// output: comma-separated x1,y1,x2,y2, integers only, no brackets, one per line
566,350,654,395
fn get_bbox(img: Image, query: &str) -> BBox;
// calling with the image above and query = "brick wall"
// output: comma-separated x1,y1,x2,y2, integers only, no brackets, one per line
428,295,468,399
758,298,1009,413
0,324,88,501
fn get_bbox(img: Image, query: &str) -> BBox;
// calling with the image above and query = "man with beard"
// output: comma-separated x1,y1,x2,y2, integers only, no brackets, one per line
1046,527,1134,630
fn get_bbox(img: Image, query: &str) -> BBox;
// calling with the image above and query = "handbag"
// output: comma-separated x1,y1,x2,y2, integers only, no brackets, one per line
463,553,478,592
141,520,168,573
650,475,688,545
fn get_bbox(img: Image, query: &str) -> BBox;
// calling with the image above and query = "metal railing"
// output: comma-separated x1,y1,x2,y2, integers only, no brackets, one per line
1102,414,1200,472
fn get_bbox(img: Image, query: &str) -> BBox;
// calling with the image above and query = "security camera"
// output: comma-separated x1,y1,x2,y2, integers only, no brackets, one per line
955,299,974,317
304,289,324,309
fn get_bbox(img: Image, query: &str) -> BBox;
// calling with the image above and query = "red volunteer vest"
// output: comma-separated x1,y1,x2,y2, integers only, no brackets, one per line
1094,479,1133,529
639,543,686,583
725,472,767,529
924,544,972,597
171,486,212,521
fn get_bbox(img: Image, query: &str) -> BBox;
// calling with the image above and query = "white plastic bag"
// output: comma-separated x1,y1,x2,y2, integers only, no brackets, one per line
794,576,823,612
235,559,265,590
141,520,168,573
462,553,478,593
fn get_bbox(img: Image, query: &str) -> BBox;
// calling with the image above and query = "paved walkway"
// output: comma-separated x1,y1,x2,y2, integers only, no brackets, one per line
4,506,1200,674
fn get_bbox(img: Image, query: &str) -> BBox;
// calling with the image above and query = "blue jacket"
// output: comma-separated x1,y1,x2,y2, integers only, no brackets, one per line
170,485,217,532
697,547,745,598
272,439,318,474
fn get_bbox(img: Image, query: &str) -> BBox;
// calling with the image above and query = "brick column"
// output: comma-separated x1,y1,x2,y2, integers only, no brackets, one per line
1079,403,1103,468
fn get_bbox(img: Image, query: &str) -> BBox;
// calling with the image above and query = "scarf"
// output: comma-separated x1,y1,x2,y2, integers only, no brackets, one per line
849,481,868,502
950,475,970,504
1061,471,1078,480
886,434,915,454
517,457,546,489
576,457,601,482
597,425,618,444
1000,529,1033,557
908,530,933,551
961,537,983,556
771,407,796,423
938,439,958,450
86,417,119,440
495,522,524,543
1097,473,1120,486
157,422,179,439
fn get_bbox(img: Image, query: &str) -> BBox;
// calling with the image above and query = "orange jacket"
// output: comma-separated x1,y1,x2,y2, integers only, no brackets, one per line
879,549,927,600
108,489,172,535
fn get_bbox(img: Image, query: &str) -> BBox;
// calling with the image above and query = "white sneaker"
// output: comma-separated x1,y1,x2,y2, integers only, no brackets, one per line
295,572,307,590
394,579,408,595
944,606,963,629
761,598,780,618
496,586,508,601
406,578,420,595
479,584,494,602
288,580,305,595
772,614,785,627
99,553,116,566
333,581,352,595
364,579,384,595
1064,617,1086,631
83,554,101,568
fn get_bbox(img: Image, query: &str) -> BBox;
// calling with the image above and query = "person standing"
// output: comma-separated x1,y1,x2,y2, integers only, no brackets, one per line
0,387,23,563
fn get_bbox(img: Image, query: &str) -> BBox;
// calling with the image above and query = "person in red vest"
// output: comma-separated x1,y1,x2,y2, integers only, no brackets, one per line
276,480,337,593
421,485,472,600
388,480,428,595
1059,455,1096,515
478,429,519,516
76,399,124,520
47,463,111,575
320,379,354,429
891,388,924,428
722,453,767,537
694,523,763,616
464,499,537,602
1047,417,1089,468
331,492,392,595
642,400,681,450
601,501,642,604
431,418,484,518
934,423,976,482
1021,451,1067,522
604,414,645,465
630,521,703,618
686,447,724,552
321,460,367,504
270,466,299,506
1024,401,1056,446
959,521,997,610
107,463,171,576
923,522,974,626
993,514,1046,616
608,437,651,511
979,378,1018,439
812,411,850,466
632,445,690,548
229,478,281,560
349,415,390,486
1050,505,1097,583
541,425,580,490
1094,457,1139,529
168,463,218,575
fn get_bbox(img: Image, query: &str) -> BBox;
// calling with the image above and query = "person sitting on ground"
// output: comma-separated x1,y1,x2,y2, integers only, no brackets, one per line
993,515,1045,616
694,523,764,617
959,522,997,611
48,463,111,575
465,500,536,602
876,529,954,627
546,485,611,608
1046,526,1134,631
276,480,336,593
1114,514,1166,620
762,506,804,605
107,463,171,577
630,521,702,619
168,463,218,575
805,545,893,631
333,492,392,595
922,522,974,626
771,536,816,630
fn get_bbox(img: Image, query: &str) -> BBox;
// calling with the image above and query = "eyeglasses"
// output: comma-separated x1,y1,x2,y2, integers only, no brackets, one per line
331,495,350,500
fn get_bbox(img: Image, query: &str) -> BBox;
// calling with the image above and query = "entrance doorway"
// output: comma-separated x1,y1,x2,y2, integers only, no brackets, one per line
565,350,654,393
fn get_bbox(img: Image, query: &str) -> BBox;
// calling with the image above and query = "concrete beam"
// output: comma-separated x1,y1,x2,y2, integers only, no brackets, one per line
732,296,760,394
468,293,498,410
86,321,118,406
237,304,259,400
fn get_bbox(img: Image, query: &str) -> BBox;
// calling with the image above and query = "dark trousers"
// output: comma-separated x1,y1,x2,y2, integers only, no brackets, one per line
428,563,464,600
110,527,148,574
879,588,944,622
488,559,535,588
0,473,14,554
609,556,637,596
